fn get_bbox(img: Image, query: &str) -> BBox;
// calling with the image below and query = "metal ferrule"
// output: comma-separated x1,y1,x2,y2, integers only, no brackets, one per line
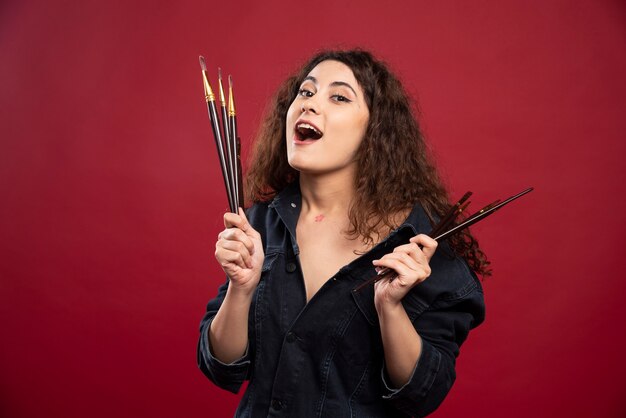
202,71,215,102
218,78,227,106
228,85,236,116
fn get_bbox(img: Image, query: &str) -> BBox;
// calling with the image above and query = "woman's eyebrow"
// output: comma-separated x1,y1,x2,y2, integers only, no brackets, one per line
302,76,358,97
329,81,358,97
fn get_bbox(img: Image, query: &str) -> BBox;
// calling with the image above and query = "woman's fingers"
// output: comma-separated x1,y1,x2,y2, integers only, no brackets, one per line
224,209,260,236
225,210,257,244
392,242,428,266
409,234,438,261
373,235,437,306
218,226,255,256
372,255,430,285
237,208,259,236
214,210,265,291
375,252,421,272
217,239,253,269
217,210,265,272
372,234,438,286
217,248,247,268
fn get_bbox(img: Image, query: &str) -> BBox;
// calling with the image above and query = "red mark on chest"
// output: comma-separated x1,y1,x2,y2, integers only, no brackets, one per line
314,214,325,222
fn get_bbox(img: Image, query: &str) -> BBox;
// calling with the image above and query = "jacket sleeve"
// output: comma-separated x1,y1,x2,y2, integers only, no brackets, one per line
197,203,269,393
381,257,486,417
196,278,252,394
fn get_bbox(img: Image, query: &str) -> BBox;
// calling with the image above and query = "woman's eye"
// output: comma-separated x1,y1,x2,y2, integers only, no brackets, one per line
332,94,351,103
298,89,314,98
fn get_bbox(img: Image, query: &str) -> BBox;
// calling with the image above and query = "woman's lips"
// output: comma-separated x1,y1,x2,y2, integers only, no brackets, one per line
294,119,323,140
292,133,319,145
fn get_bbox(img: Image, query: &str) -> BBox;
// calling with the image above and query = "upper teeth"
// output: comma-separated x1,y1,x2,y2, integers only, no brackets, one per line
297,123,321,135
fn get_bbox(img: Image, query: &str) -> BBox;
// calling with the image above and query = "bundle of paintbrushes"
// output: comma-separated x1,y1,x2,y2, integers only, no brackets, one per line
354,187,534,291
199,56,243,213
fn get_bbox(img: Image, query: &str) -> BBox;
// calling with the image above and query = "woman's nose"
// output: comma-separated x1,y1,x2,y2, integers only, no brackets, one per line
301,100,318,114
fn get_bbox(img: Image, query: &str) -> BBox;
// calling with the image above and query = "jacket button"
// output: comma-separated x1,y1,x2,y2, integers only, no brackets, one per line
285,262,297,273
271,399,283,410
286,332,296,343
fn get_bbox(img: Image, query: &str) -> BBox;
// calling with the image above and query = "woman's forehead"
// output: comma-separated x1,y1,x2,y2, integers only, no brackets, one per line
305,60,358,84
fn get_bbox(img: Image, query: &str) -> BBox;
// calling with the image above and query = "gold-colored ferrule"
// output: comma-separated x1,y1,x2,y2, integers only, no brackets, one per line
228,83,236,116
218,77,226,106
201,71,215,102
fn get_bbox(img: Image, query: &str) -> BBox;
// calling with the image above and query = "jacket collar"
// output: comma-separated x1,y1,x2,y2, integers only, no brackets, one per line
268,182,302,255
269,181,434,262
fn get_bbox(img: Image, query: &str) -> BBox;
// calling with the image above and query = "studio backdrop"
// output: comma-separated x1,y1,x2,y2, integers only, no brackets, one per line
1,1,625,417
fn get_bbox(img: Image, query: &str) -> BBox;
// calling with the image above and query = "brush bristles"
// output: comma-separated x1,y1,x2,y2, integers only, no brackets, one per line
228,74,233,87
199,55,207,71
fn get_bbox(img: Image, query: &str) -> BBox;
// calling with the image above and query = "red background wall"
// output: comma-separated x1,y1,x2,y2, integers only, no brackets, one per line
1,1,625,417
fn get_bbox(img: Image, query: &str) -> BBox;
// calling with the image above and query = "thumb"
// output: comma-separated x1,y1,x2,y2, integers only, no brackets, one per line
238,207,256,237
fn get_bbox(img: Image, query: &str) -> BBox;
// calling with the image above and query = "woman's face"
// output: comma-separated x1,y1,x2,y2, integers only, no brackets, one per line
285,60,370,176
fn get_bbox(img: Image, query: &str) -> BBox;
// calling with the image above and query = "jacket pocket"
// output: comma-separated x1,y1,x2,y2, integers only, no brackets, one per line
351,286,378,326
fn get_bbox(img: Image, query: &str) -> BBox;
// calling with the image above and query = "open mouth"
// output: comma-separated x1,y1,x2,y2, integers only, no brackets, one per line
295,122,323,141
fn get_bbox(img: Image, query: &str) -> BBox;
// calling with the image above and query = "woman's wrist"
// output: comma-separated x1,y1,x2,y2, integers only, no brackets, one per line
375,297,404,319
226,281,257,302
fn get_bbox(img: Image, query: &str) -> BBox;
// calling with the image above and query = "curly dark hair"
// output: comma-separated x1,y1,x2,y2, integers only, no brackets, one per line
245,49,490,276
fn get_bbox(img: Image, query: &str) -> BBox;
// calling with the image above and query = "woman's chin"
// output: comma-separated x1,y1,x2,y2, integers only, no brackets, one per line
287,156,314,172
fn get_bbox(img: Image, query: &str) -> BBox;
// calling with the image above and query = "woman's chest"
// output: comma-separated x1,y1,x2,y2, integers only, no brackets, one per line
296,222,369,302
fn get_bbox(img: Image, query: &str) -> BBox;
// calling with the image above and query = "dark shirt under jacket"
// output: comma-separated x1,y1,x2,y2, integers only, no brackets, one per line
198,182,485,418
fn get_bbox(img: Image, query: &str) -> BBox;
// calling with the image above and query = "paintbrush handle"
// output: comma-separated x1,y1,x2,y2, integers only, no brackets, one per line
206,101,236,213
352,187,534,292
434,188,533,242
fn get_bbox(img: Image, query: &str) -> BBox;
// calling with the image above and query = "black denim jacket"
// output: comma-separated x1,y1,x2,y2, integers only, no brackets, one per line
198,183,485,417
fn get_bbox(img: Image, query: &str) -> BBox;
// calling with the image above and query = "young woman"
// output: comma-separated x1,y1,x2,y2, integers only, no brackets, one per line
198,50,487,417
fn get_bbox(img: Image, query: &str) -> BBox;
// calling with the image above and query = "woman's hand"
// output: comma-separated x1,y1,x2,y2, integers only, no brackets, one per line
373,234,438,311
215,208,264,294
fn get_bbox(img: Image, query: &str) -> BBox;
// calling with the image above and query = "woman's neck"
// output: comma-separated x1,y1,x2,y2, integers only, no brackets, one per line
298,171,355,218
